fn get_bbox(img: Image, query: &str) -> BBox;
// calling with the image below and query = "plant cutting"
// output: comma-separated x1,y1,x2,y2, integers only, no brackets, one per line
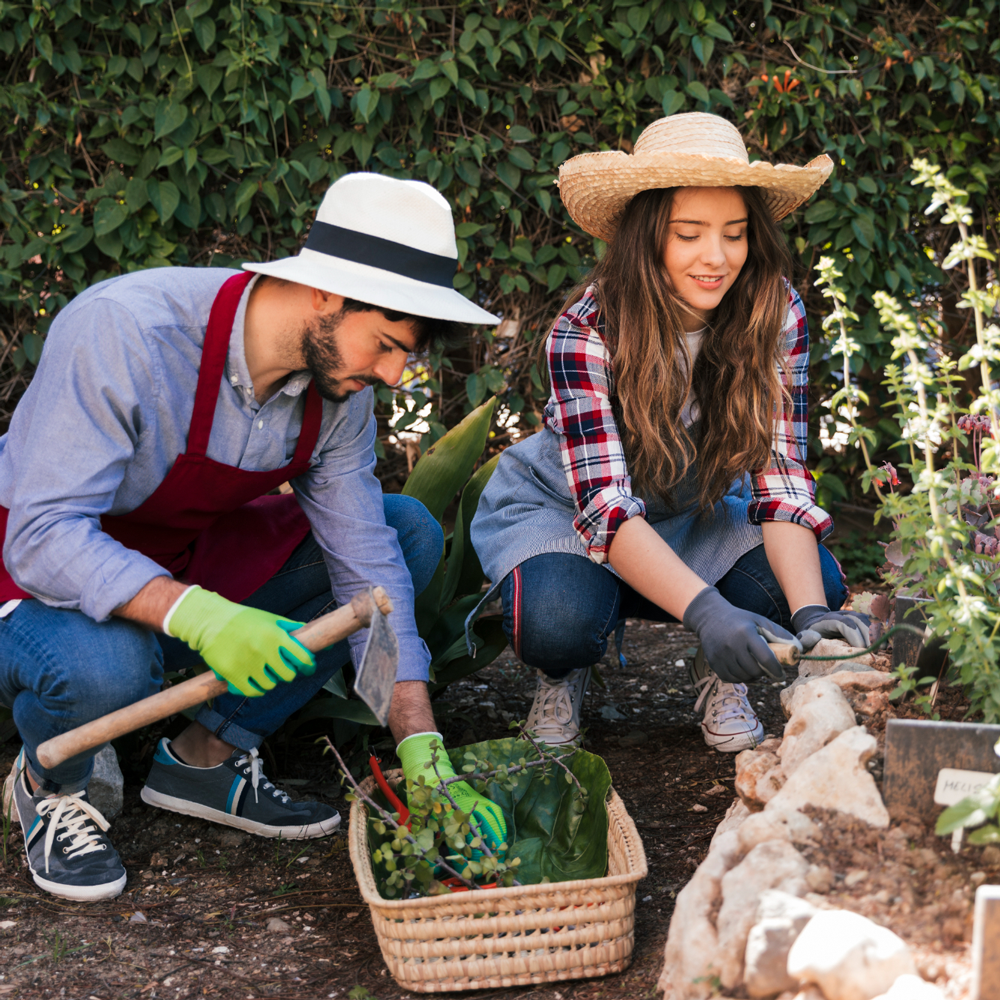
327,721,612,900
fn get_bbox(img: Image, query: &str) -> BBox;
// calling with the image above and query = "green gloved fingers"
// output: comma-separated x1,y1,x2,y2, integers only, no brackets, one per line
397,732,508,863
166,586,315,699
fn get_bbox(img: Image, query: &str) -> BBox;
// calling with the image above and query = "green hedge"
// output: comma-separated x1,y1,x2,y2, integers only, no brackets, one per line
1,0,998,498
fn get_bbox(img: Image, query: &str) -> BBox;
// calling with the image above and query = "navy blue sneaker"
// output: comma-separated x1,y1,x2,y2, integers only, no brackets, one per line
12,749,127,901
140,739,340,839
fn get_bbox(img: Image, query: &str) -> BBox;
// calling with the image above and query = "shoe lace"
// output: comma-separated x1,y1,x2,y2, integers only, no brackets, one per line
235,747,290,805
693,675,753,725
36,793,110,874
528,675,576,730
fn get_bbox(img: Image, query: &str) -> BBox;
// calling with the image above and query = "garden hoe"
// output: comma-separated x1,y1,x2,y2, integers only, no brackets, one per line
35,586,399,771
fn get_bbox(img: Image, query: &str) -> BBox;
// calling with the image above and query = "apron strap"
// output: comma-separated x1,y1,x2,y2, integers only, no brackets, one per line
187,271,255,458
290,380,323,467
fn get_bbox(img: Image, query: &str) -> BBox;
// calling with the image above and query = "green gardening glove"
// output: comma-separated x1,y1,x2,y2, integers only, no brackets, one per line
397,732,507,864
166,586,315,698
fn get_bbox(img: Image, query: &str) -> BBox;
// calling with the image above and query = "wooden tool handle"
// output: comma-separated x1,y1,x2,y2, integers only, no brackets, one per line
35,586,393,771
768,641,801,666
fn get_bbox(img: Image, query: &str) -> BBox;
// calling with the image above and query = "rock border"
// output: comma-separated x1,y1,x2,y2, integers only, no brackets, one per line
657,639,946,1000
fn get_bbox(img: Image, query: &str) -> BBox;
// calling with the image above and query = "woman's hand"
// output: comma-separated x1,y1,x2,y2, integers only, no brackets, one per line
791,604,870,650
683,585,800,682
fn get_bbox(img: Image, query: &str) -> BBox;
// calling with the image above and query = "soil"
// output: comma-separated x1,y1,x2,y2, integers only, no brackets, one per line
0,614,987,1000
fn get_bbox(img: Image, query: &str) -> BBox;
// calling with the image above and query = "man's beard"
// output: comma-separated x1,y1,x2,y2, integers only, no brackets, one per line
302,311,379,403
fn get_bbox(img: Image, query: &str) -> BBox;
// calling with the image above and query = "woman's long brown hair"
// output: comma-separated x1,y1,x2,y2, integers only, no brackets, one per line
586,185,793,510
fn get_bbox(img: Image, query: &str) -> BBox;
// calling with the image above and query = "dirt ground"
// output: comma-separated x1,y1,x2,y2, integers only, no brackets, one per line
0,613,988,1000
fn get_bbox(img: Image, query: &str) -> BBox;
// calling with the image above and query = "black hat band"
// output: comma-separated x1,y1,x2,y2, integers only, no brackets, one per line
304,221,457,288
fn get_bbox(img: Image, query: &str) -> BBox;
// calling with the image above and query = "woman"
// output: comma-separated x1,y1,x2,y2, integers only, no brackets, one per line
469,113,870,752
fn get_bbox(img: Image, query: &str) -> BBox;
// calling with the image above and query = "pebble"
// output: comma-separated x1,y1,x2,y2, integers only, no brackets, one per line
266,917,292,933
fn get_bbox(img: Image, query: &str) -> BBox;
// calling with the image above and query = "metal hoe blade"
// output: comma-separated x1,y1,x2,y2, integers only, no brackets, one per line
353,592,399,727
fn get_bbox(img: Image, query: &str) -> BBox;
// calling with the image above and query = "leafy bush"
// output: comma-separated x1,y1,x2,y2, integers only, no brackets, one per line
2,0,999,495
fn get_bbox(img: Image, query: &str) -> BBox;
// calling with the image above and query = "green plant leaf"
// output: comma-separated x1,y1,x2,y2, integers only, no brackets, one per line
440,453,500,608
154,101,188,140
403,397,497,523
93,198,127,237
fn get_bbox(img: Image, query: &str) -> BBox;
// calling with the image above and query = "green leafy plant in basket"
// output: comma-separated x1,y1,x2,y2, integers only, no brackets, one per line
326,723,612,899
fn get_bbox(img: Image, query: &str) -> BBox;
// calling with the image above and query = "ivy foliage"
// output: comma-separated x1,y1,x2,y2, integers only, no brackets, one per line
1,0,998,493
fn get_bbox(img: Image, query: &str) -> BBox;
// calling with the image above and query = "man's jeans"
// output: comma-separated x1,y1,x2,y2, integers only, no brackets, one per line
0,494,442,792
500,543,848,678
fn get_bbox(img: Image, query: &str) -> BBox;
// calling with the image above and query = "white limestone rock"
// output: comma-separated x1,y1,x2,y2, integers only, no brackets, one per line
781,668,895,716
737,807,820,854
745,890,818,998
766,727,890,829
870,974,945,999
710,797,753,850
787,909,917,1000
779,679,858,776
716,841,809,990
735,740,786,811
658,830,742,999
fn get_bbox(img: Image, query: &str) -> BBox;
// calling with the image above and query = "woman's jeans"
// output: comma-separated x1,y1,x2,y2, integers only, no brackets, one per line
0,494,442,792
500,543,848,679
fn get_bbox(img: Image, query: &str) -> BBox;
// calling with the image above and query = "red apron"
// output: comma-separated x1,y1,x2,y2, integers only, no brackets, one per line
0,272,323,605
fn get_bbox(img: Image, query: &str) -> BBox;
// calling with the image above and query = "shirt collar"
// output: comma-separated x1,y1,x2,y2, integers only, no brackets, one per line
225,274,313,403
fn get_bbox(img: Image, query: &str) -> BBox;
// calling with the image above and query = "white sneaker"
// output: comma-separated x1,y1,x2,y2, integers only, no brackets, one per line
690,648,764,752
524,667,591,747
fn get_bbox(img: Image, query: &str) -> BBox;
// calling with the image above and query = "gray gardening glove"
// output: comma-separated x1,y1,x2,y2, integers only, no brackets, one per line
683,586,801,683
791,604,871,650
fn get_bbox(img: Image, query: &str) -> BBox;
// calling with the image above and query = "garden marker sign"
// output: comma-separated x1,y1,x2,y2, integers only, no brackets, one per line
883,719,1000,823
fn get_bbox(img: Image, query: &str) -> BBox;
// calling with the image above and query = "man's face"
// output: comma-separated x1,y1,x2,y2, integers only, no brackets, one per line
303,307,420,403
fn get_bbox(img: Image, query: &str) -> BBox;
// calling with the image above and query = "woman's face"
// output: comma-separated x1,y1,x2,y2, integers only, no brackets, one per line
662,186,749,329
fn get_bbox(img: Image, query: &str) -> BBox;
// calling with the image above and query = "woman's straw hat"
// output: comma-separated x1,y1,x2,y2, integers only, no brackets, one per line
558,112,833,242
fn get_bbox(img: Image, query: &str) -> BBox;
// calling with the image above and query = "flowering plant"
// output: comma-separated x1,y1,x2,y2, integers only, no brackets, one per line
816,161,1000,720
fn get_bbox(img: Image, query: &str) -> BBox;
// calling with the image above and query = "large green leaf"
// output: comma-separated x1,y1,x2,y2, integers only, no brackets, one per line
403,396,497,523
440,452,500,608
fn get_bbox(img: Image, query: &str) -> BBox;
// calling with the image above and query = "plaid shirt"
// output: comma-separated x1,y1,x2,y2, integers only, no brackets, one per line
542,285,832,564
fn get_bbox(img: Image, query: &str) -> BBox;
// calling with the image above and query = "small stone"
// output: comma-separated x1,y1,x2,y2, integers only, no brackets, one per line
805,865,835,894
0,920,16,932
735,747,786,811
691,803,708,813
218,829,248,849
744,890,818,998
798,638,875,678
716,841,809,990
266,917,292,934
971,871,987,887
779,680,858,776
982,844,1000,867
787,909,917,1000
766,727,890,829
844,869,867,888
211,945,229,954
870,974,945,999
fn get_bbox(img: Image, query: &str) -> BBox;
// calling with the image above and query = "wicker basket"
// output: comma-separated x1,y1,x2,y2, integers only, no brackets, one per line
348,770,648,992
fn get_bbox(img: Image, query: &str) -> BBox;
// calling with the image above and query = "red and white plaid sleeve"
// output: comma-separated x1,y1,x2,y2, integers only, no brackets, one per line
747,286,833,540
542,291,646,563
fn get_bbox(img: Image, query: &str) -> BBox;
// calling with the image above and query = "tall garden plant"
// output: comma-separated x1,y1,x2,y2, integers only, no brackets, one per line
818,163,1000,720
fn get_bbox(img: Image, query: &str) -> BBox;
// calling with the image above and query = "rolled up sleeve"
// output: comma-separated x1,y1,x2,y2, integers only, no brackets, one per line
543,298,646,564
747,287,833,541
292,389,432,683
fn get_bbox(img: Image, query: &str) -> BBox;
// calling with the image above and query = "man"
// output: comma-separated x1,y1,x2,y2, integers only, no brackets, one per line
0,172,504,902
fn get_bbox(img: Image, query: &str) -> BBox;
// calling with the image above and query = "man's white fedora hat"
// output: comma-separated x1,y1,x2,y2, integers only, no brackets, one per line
244,172,499,326
558,112,833,243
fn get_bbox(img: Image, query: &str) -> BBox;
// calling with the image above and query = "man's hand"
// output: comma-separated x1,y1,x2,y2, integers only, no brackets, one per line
397,732,507,862
166,586,315,697
791,604,871,650
683,585,801,683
